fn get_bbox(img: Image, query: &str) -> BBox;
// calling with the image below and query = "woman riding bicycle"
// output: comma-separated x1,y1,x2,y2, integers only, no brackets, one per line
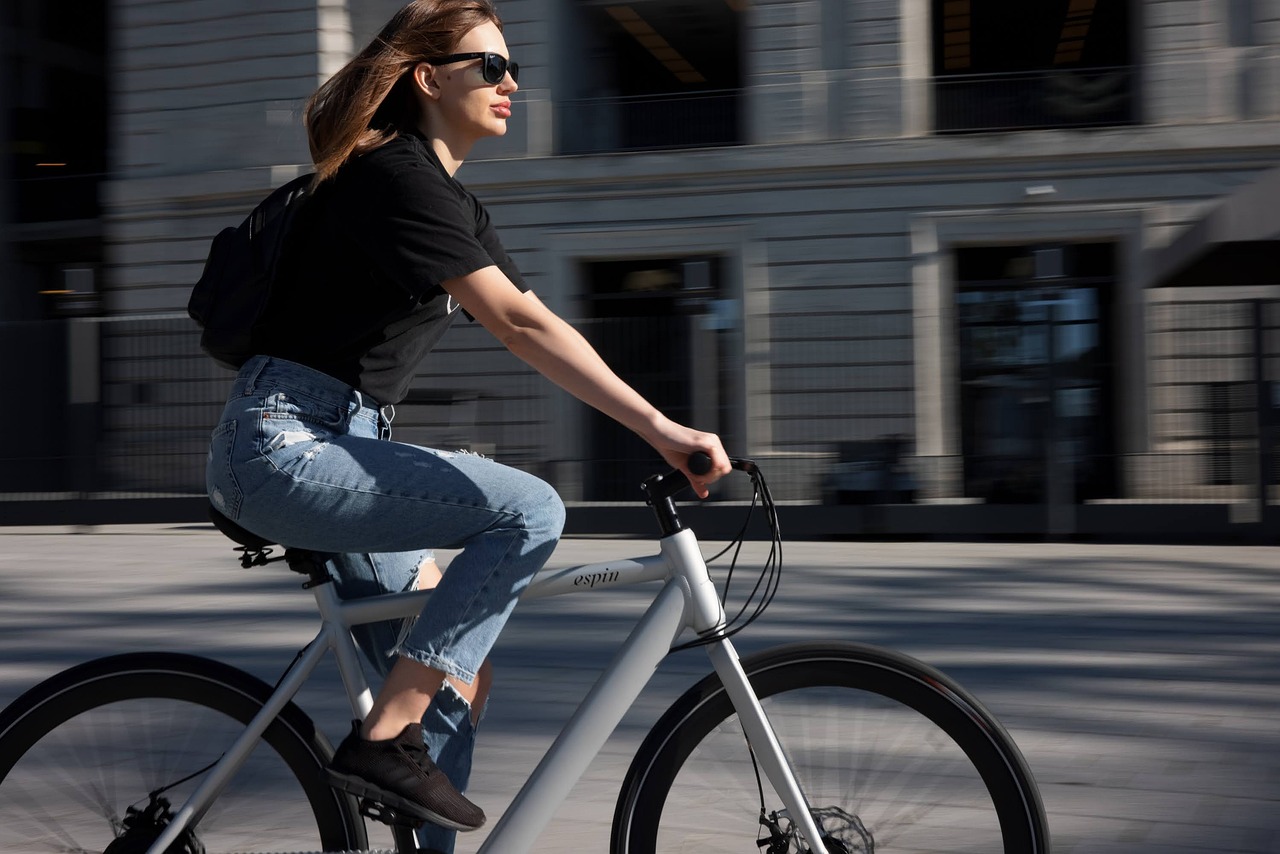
204,1,729,852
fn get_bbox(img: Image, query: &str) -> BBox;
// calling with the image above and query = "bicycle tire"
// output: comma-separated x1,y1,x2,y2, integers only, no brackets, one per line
612,642,1049,854
0,652,368,853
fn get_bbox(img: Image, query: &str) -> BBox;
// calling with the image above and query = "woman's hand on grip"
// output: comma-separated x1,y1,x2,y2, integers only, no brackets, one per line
645,417,731,499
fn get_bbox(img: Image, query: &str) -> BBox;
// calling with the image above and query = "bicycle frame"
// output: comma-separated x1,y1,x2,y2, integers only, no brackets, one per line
146,527,830,854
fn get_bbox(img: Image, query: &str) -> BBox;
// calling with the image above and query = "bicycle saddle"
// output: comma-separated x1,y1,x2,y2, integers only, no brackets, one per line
207,503,275,551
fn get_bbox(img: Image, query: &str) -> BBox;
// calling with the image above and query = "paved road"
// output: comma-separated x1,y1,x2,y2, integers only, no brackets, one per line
0,525,1276,853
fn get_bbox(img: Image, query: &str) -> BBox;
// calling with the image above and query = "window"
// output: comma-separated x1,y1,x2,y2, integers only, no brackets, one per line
3,0,106,320
9,0,107,223
558,1,744,154
932,0,1137,133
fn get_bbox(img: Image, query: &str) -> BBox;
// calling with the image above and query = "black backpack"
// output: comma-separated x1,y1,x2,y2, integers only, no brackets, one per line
188,172,314,370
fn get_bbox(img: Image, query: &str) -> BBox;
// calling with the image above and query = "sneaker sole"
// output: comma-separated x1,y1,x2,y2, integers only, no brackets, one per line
326,769,485,832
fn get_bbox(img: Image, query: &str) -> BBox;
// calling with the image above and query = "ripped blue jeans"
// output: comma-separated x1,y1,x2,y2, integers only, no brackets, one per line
206,355,566,852
332,554,481,854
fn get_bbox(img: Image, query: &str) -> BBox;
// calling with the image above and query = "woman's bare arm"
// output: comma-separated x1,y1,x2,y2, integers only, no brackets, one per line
441,266,730,495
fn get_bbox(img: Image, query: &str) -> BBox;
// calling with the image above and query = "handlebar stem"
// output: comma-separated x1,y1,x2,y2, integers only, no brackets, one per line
641,458,757,537
641,470,688,536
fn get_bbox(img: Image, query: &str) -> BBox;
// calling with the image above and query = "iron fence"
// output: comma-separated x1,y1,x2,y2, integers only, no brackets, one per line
556,89,743,155
935,66,1138,133
0,316,536,523
2,299,1277,536
0,315,226,508
1134,298,1280,508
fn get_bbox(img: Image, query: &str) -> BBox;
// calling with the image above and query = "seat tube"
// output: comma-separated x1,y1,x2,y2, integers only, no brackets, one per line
312,580,374,718
704,637,830,854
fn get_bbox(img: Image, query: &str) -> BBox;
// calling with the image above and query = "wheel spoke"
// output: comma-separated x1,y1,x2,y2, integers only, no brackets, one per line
1,698,314,852
0,656,363,853
615,645,1047,854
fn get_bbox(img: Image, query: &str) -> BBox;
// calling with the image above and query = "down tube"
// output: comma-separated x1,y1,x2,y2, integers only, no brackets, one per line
478,580,688,854
704,638,831,854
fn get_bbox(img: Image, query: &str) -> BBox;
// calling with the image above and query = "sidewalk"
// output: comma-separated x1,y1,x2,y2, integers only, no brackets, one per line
1,526,1277,853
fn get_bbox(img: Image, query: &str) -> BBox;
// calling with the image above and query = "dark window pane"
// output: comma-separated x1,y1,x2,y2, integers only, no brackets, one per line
932,0,1138,132
559,0,744,153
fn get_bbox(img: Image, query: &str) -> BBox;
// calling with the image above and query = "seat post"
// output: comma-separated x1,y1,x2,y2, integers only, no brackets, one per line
284,549,334,589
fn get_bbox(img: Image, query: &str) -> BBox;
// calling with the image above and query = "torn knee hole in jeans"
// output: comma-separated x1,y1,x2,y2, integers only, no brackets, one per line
436,679,486,728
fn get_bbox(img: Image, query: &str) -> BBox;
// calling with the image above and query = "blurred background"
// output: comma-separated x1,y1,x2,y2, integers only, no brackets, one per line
2,0,1279,539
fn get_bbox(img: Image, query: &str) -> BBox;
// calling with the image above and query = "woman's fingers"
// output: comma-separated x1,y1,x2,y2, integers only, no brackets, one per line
659,436,731,498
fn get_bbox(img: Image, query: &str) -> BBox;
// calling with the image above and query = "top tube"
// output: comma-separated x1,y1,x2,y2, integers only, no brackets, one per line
335,551,670,628
522,553,669,599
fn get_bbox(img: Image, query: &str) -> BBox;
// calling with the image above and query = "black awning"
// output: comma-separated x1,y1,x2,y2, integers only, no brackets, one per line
1146,166,1280,288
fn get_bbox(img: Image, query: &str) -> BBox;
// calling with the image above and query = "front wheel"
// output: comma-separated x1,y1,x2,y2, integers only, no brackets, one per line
0,652,367,853
612,642,1049,853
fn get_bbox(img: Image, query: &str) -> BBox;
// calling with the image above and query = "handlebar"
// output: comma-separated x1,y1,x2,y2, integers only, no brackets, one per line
688,452,713,476
641,453,759,537
689,452,757,477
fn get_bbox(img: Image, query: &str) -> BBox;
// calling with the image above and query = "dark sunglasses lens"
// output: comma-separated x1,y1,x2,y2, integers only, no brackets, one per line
484,53,516,84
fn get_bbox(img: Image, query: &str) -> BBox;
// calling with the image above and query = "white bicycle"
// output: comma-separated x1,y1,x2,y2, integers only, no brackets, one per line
0,455,1049,853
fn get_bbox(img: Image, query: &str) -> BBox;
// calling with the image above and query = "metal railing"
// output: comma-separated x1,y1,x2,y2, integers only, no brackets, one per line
3,299,1277,536
0,315,226,509
0,315,538,510
556,89,744,155
1134,299,1280,506
934,66,1138,133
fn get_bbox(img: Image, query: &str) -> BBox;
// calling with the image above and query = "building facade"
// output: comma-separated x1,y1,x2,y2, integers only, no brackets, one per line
4,0,1280,534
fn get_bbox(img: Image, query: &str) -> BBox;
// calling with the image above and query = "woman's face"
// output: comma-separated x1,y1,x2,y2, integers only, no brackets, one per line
421,21,518,143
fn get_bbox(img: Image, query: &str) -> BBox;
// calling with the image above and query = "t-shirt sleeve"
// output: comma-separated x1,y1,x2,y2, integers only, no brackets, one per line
470,189,528,294
342,155,516,301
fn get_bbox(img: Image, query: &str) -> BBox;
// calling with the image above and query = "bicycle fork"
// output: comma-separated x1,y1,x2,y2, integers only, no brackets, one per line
705,638,831,854
666,529,831,854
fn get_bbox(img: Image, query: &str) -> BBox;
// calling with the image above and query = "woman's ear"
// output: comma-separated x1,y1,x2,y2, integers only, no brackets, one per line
413,62,439,100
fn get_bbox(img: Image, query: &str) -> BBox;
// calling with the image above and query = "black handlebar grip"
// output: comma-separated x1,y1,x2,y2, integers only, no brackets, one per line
688,452,713,476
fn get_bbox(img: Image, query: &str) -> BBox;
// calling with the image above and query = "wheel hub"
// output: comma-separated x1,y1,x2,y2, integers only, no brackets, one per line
760,805,873,854
102,795,205,854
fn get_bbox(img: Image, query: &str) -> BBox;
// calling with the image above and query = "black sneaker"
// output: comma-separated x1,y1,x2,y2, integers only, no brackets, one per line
326,720,486,831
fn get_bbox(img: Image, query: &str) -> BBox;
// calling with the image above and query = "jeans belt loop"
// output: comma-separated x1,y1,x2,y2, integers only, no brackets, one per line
379,404,395,441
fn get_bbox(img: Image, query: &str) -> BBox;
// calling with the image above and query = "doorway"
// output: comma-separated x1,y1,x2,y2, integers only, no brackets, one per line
956,243,1119,505
580,256,726,500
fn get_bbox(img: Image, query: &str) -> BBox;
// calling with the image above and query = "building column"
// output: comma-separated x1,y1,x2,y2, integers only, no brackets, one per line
898,0,933,136
317,0,353,80
910,221,963,499
746,0,828,144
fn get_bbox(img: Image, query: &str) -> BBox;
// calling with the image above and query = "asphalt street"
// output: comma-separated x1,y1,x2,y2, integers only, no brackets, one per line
0,525,1276,853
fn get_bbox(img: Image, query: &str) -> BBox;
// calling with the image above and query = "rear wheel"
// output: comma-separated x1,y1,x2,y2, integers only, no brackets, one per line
0,653,367,853
612,642,1049,853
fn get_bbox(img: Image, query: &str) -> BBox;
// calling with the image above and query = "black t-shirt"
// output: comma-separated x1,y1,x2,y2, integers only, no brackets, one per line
262,129,527,405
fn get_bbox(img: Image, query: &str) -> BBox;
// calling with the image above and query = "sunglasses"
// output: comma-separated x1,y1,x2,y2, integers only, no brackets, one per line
426,51,519,85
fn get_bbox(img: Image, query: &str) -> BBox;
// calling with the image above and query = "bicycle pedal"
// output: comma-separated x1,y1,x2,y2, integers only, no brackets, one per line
358,798,425,830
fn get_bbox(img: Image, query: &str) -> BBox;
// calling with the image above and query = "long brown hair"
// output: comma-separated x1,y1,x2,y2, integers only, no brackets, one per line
305,0,502,185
